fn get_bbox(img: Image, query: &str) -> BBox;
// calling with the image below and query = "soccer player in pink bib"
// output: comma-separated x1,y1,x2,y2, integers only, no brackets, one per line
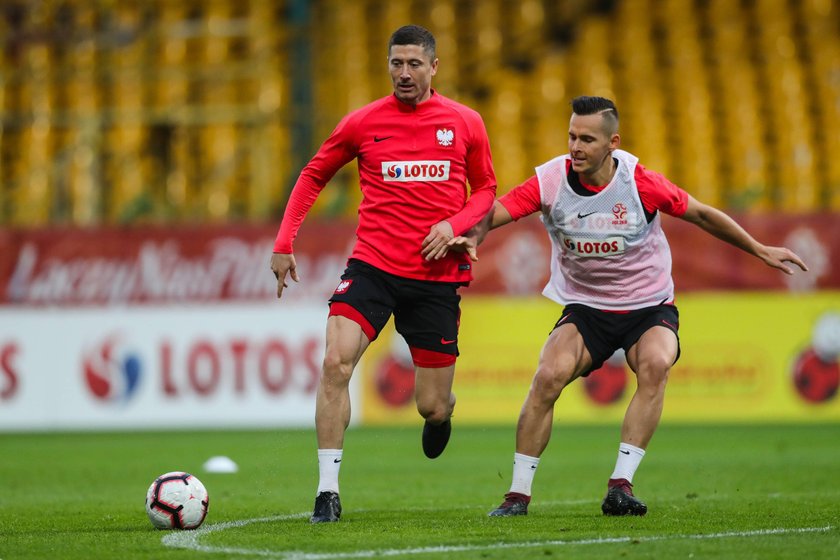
448,95,807,517
270,25,496,523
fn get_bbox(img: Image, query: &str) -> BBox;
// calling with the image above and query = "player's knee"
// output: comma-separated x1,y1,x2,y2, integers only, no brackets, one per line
647,353,674,376
321,351,354,383
531,365,572,401
636,359,671,393
416,400,449,424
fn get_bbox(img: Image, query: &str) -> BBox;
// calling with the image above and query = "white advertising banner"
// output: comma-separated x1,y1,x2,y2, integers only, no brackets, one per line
0,303,358,431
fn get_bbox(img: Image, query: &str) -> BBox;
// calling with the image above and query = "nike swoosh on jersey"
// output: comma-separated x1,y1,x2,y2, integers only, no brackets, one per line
374,135,394,142
440,337,457,345
577,211,596,219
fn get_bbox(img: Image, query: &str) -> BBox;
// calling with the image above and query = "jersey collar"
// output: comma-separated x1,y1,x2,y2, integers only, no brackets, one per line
392,88,441,112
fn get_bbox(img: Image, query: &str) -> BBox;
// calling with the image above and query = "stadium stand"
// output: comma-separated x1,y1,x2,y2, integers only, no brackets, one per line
0,0,838,226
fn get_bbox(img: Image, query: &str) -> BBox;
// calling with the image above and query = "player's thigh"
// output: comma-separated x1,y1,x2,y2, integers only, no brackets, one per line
414,364,456,411
393,283,461,355
328,260,397,342
625,326,679,380
536,322,592,389
323,315,371,376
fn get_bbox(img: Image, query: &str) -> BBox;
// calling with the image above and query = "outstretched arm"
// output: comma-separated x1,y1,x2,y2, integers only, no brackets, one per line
481,200,515,236
680,195,808,275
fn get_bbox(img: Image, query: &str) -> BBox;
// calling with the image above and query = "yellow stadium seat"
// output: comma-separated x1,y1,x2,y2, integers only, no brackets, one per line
3,0,838,225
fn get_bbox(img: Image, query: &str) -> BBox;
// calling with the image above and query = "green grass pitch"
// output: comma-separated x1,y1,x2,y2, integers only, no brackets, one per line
1,424,838,559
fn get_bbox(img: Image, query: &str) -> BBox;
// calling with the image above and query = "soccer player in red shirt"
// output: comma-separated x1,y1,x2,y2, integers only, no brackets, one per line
446,96,806,518
270,25,497,523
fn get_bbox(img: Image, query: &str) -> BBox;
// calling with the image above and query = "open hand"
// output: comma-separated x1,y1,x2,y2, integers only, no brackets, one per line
446,236,479,262
760,246,808,275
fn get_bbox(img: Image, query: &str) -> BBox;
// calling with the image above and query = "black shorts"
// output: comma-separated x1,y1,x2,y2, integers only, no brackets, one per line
328,259,462,355
553,303,681,376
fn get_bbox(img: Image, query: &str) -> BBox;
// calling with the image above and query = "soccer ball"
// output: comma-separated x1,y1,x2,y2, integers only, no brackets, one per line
145,472,209,530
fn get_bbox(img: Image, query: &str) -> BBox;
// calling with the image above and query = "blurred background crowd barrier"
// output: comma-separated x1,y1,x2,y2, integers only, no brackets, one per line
1,0,838,430
0,0,839,227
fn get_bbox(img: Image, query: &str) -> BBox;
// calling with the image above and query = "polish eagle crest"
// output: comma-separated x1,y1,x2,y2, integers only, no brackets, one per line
436,128,454,147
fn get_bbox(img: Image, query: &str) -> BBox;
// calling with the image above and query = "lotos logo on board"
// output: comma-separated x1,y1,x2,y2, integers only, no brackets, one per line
83,334,142,403
381,161,450,182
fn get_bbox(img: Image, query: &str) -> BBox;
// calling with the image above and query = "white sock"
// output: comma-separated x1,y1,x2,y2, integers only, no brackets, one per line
609,442,645,483
316,449,343,494
509,452,540,496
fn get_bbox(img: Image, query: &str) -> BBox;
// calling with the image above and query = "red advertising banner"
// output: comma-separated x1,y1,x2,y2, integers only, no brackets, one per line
1,213,837,306
0,222,351,306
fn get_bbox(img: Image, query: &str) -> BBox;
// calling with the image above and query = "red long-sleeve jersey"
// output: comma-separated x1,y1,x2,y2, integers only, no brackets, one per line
274,90,497,283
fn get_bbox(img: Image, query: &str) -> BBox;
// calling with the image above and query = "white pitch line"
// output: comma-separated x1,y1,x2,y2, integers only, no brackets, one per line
162,515,835,559
162,513,308,557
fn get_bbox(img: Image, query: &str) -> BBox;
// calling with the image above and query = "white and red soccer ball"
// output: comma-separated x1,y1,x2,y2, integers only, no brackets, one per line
145,471,209,530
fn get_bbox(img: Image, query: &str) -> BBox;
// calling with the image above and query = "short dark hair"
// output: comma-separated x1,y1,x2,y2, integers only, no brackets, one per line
571,96,618,118
388,25,436,60
571,96,619,133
